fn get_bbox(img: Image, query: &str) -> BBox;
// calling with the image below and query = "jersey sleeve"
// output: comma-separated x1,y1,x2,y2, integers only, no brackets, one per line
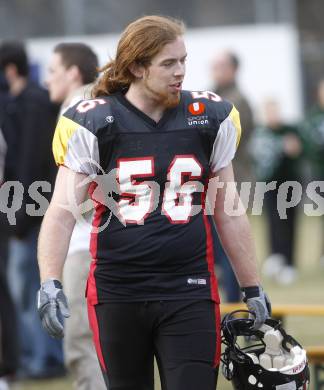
209,105,241,173
52,113,100,176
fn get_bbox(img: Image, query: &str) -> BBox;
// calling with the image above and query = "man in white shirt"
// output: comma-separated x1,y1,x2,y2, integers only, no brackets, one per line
46,42,106,390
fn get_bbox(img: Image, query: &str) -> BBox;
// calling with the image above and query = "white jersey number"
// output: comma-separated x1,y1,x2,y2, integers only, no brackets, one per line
163,156,203,223
118,158,155,224
76,99,106,113
117,156,203,224
191,91,222,102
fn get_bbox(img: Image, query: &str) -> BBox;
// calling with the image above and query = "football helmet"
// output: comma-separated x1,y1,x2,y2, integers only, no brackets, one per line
221,310,310,389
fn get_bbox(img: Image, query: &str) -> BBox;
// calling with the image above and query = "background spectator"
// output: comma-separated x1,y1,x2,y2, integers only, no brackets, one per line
300,78,324,181
0,41,64,379
250,99,302,284
0,70,18,390
209,50,255,302
299,78,324,265
45,42,106,390
210,50,254,183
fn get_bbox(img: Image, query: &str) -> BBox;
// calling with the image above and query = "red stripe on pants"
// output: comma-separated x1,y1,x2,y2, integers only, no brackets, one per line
87,301,107,372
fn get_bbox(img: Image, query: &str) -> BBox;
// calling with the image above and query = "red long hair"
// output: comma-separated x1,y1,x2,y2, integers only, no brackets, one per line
92,15,185,97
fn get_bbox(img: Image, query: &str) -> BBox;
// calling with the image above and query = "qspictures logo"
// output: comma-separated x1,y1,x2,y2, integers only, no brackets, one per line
2,158,324,231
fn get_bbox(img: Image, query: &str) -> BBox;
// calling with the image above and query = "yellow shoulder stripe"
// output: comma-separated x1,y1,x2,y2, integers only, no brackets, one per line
229,106,242,148
52,116,80,166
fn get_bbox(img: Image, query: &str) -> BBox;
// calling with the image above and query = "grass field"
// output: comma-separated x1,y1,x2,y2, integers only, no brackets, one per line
11,214,324,390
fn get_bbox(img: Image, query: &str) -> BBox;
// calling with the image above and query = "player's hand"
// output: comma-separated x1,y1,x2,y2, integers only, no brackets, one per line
241,285,271,330
37,279,70,339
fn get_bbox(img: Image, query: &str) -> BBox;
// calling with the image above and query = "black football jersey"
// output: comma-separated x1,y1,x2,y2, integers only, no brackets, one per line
53,90,241,304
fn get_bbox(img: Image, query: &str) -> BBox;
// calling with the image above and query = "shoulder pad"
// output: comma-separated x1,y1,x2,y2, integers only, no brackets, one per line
183,90,233,124
63,97,113,135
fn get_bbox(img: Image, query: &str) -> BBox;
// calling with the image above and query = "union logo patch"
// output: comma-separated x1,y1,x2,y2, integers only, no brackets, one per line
188,102,205,115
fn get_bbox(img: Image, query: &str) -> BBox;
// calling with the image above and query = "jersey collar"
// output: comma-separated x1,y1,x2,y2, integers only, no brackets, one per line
115,91,180,129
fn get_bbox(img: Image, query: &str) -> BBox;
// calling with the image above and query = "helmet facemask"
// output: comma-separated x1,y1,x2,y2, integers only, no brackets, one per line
221,310,310,389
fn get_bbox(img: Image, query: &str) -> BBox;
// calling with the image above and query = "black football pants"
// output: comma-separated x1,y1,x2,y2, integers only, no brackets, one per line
88,299,220,390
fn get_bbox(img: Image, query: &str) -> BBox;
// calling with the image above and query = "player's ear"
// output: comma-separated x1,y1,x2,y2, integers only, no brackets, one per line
128,62,144,79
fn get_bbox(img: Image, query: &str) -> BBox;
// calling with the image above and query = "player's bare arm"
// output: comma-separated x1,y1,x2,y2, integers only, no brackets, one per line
211,162,271,328
211,162,259,287
38,165,90,282
37,165,90,338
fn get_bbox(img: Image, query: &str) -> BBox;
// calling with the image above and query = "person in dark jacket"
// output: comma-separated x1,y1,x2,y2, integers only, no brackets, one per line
210,50,254,302
0,41,64,379
250,99,302,285
0,70,19,388
299,78,324,266
211,50,254,183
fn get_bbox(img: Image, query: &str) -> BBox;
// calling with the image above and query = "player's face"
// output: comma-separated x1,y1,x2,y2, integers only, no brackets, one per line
143,36,187,108
46,53,70,103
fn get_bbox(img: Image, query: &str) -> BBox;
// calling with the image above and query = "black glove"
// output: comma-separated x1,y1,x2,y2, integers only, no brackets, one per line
241,285,271,330
37,279,70,339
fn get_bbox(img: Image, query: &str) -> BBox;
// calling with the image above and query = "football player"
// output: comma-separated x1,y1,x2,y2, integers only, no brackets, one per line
37,15,271,390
